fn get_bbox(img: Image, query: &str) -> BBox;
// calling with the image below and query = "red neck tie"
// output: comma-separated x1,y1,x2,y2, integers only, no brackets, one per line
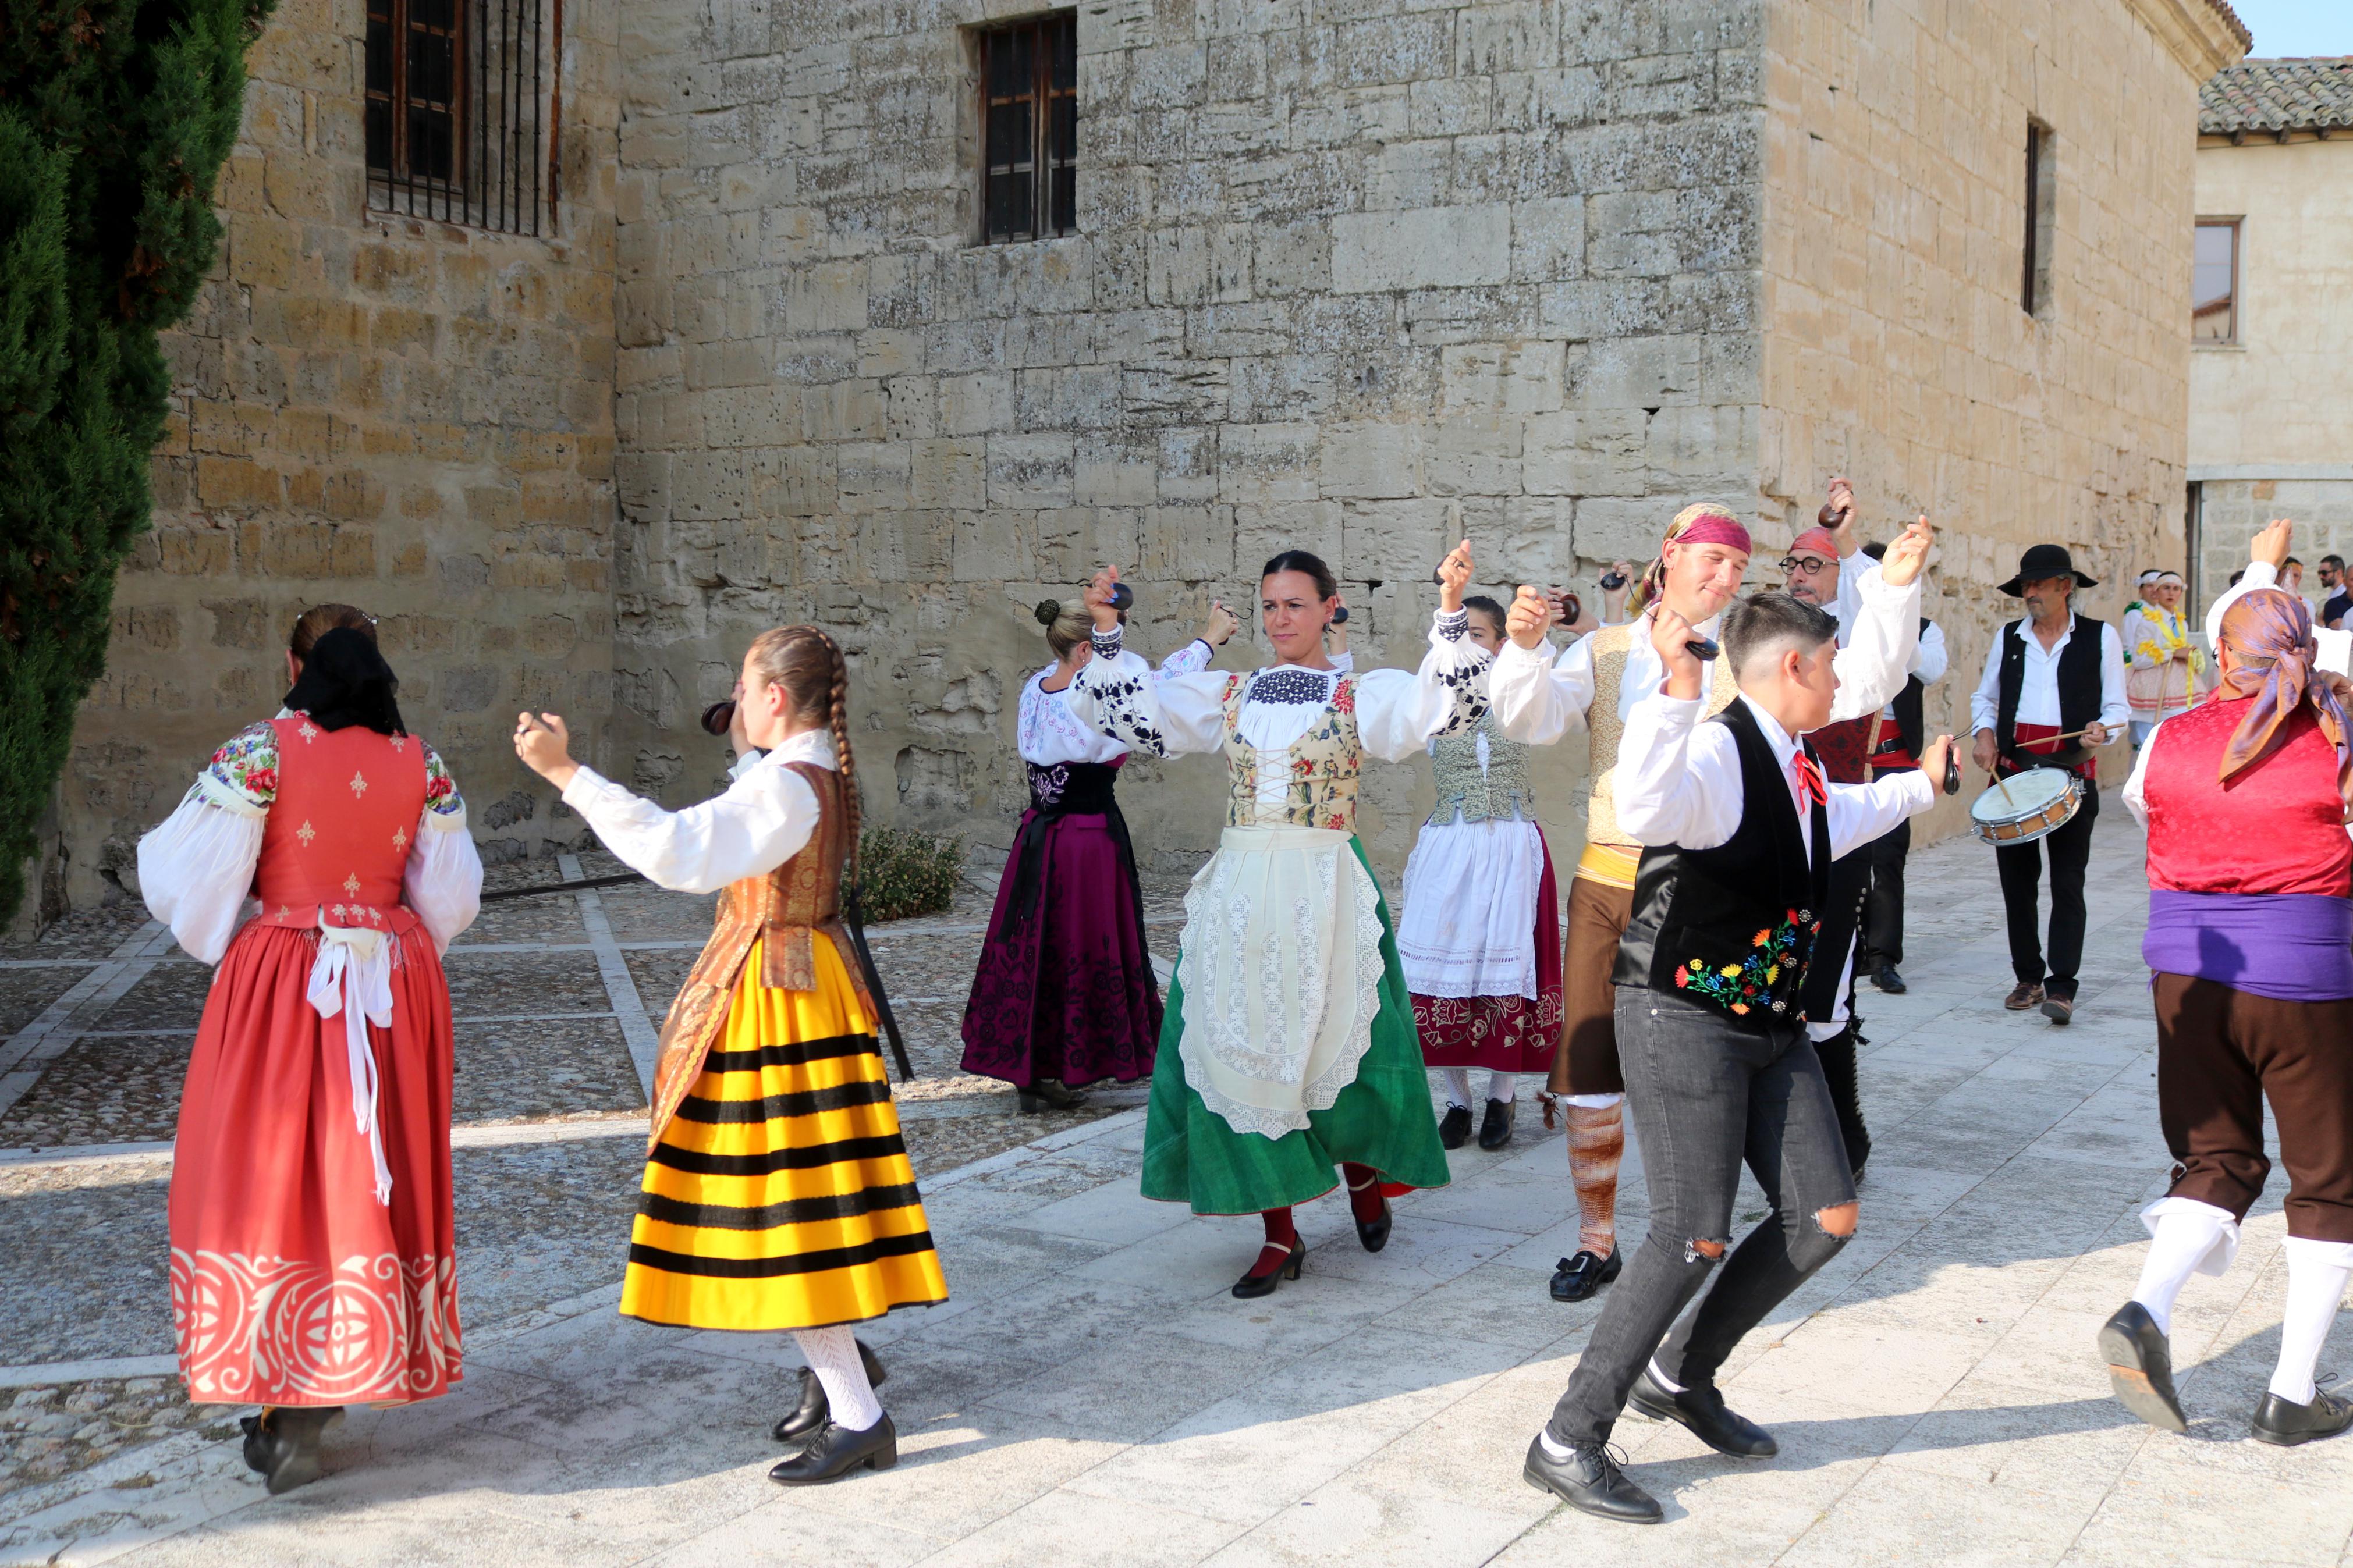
1791,752,1827,809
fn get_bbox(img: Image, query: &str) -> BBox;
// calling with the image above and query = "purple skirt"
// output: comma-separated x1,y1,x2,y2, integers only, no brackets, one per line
959,809,1162,1089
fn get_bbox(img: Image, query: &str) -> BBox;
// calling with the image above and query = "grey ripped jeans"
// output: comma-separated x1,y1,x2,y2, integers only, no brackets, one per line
1546,986,1858,1445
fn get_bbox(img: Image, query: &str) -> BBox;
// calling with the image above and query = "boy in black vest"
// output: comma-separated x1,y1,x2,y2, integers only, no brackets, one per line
1966,545,2130,1024
1524,593,1951,1524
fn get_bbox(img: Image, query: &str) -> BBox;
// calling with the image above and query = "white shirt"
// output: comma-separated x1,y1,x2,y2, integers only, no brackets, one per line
1875,620,1948,723
1018,639,1219,766
563,728,833,894
1967,614,2131,739
1490,558,1923,743
2205,561,2353,677
1616,691,1935,1039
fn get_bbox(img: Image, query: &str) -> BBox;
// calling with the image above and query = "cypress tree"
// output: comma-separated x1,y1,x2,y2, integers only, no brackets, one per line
0,0,274,928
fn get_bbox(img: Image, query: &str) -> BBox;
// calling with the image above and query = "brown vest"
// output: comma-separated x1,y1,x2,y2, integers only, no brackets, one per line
645,762,875,1146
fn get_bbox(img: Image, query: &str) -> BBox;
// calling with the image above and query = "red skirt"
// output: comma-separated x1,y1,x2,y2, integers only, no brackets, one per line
169,922,460,1407
1411,837,1564,1073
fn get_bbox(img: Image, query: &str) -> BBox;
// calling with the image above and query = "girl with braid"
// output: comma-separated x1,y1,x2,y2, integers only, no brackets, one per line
516,627,945,1485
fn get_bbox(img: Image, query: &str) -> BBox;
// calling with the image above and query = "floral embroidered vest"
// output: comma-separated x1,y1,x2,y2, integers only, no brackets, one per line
1218,672,1361,831
1429,711,1535,824
252,716,427,929
646,762,876,1145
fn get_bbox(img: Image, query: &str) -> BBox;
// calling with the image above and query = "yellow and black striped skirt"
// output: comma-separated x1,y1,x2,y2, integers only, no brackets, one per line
620,934,948,1331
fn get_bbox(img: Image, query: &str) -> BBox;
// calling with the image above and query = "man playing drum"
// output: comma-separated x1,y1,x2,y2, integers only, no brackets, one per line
1967,545,2129,1024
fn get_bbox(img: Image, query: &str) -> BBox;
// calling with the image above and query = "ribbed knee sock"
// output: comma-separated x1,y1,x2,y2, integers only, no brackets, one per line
794,1325,882,1433
1486,1072,1518,1105
1565,1099,1623,1258
2272,1238,2353,1406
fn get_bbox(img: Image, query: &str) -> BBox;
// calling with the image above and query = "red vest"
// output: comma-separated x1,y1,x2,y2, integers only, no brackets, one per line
2143,697,2351,897
252,716,430,925
1809,715,1875,785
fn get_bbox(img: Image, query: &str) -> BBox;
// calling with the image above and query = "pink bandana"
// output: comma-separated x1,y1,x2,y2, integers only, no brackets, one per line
1672,507,1752,557
1787,525,1839,559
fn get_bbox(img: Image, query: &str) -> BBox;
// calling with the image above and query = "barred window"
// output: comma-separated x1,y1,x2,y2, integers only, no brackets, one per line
366,0,560,236
977,13,1076,244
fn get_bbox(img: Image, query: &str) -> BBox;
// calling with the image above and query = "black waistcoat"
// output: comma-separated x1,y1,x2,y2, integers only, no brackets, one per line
1614,700,1834,1027
1995,616,2104,768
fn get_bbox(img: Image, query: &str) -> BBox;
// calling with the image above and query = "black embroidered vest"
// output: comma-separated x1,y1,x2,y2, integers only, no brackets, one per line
1613,700,1834,1026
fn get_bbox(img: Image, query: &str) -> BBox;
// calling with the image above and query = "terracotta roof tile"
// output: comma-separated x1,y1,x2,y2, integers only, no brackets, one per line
2201,58,2353,136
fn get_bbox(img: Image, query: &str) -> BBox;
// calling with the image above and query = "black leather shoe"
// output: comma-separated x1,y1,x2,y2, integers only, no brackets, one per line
1549,1248,1622,1303
1353,1182,1393,1253
2252,1385,2353,1446
253,1406,340,1495
239,1413,269,1475
2098,1302,2187,1433
773,1339,889,1442
768,1414,898,1484
1478,1098,1516,1150
1018,1078,1088,1112
1438,1104,1473,1150
1872,965,1907,994
1522,1434,1660,1524
1628,1367,1777,1457
1232,1239,1305,1299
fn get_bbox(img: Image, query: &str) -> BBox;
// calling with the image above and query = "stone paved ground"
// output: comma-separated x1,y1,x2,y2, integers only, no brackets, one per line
6,799,2353,1565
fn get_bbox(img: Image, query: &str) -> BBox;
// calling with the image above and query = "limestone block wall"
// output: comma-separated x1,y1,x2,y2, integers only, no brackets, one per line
1758,0,2240,835
606,0,1769,876
52,0,623,909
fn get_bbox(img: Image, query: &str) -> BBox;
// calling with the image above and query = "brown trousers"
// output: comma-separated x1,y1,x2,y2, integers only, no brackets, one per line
2155,972,2353,1243
1550,874,1635,1097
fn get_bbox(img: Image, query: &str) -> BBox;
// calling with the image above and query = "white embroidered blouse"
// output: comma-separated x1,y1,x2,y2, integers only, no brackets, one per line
562,728,837,893
1018,638,1223,766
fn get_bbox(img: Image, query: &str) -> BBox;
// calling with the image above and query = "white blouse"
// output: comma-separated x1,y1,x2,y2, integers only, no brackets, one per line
1490,557,1922,744
563,728,835,894
137,719,482,963
1019,638,1220,766
1064,610,1489,817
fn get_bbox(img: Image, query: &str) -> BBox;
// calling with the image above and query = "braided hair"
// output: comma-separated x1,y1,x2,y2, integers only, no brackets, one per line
746,625,861,883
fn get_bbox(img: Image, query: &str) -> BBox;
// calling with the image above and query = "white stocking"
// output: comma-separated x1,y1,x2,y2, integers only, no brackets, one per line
2131,1196,2238,1338
794,1326,882,1432
1441,1069,1473,1110
1486,1071,1518,1105
2271,1238,2353,1406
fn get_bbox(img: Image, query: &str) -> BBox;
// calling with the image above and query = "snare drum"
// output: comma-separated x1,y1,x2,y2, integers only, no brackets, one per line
1969,768,2085,847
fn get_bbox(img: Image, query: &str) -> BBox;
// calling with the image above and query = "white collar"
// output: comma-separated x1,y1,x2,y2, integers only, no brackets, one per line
766,728,837,771
2016,612,2079,642
1738,694,1801,766
1259,661,1340,676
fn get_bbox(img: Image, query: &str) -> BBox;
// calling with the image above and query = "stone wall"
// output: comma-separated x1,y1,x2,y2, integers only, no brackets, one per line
605,0,1769,877
37,0,623,915
1758,0,2241,833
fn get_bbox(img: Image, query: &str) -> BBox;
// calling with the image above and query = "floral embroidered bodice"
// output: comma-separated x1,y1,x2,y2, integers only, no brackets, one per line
1219,672,1362,830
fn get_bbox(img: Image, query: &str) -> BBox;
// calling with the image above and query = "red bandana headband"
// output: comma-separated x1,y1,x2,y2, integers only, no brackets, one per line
1669,504,1752,557
1787,525,1838,558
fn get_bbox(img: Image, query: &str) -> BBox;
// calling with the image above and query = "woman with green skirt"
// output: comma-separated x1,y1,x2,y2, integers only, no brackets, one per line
1066,543,1486,1297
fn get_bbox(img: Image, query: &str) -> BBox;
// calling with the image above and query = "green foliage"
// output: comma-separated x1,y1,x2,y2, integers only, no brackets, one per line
847,827,963,923
0,0,276,927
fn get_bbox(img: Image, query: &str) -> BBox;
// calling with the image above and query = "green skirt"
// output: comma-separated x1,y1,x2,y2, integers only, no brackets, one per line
1141,837,1451,1215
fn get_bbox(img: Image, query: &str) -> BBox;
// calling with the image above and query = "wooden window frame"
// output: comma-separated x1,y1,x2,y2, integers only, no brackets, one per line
976,12,1077,246
367,0,468,201
2193,218,2241,347
2022,119,2054,317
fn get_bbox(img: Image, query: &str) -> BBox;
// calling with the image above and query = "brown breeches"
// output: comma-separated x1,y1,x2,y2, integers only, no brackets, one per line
1549,874,1635,1097
2154,972,2353,1244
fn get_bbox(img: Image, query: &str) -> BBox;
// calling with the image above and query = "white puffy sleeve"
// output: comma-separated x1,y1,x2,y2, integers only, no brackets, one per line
1351,608,1493,763
1826,561,1923,721
137,722,276,963
404,744,482,954
1490,634,1593,744
1066,635,1235,758
562,752,822,894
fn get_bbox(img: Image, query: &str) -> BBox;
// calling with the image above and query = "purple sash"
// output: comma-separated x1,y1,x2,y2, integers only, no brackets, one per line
2143,891,2353,1002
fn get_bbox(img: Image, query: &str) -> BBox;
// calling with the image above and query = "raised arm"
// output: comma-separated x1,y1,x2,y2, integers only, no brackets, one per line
560,753,824,894
1064,638,1233,757
1614,692,1741,848
1827,521,1929,721
1353,607,1494,762
1490,585,1595,743
137,722,275,963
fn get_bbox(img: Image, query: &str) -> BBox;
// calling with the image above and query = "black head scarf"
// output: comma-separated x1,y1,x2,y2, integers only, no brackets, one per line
283,626,406,735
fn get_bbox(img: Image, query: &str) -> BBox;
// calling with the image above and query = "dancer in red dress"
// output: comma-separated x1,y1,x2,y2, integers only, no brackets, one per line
137,627,482,1493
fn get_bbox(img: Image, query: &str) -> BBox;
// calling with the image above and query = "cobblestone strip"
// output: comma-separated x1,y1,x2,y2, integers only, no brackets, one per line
0,1357,178,1392
559,852,659,1100
0,924,176,1122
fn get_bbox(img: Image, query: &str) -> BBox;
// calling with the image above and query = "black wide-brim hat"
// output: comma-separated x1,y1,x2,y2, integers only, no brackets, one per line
1998,543,2096,596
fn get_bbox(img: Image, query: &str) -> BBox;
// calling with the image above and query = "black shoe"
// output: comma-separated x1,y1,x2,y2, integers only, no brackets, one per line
1351,1180,1393,1253
1628,1367,1778,1458
768,1413,898,1484
1522,1434,1661,1524
2252,1385,2353,1446
1478,1099,1516,1151
253,1406,340,1495
1872,965,1907,994
2097,1302,2187,1433
2004,981,2045,1011
773,1339,889,1442
1018,1078,1088,1113
1231,1239,1305,1299
1438,1104,1473,1150
239,1413,269,1475
1549,1248,1623,1303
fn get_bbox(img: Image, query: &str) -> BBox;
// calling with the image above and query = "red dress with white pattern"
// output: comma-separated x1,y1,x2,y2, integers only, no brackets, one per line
168,717,464,1408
